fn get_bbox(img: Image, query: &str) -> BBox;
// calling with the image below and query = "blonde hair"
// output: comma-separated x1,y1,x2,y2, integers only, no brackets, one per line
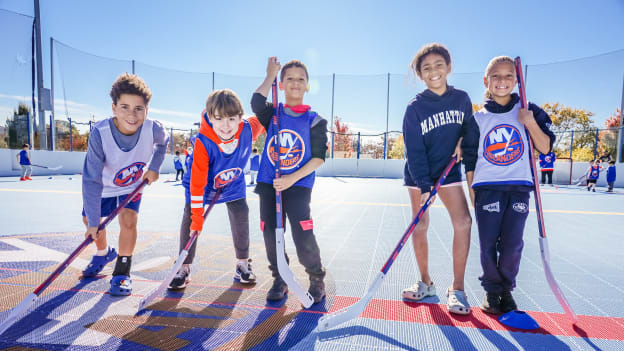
409,43,451,79
205,89,244,118
483,56,515,100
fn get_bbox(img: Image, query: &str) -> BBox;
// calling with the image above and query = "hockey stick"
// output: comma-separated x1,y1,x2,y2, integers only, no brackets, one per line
32,163,63,171
137,186,224,312
272,77,314,308
514,56,577,323
0,178,148,335
316,156,458,331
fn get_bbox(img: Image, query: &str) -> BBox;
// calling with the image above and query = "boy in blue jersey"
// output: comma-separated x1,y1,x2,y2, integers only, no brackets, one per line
249,148,260,185
538,151,555,185
586,160,602,192
251,57,328,304
168,89,264,289
16,143,32,181
174,150,184,181
81,73,169,296
606,160,616,192
462,56,555,314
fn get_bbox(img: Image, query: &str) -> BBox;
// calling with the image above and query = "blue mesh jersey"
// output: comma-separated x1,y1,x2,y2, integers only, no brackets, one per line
257,103,316,189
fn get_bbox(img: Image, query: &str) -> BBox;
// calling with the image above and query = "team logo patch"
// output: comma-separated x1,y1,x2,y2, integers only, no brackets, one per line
482,201,500,213
113,162,146,187
591,170,598,177
267,129,305,170
483,124,524,166
513,202,528,213
214,167,243,189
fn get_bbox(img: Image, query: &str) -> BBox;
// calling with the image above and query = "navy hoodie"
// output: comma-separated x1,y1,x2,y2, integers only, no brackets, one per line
403,85,472,192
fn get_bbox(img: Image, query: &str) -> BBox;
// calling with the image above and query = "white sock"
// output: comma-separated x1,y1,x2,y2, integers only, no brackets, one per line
95,247,109,256
238,259,248,264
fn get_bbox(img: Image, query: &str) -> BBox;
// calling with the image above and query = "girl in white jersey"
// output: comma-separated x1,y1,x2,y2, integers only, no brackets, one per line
462,56,555,314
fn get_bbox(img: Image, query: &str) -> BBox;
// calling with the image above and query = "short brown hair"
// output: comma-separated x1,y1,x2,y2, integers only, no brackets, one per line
410,43,452,78
280,60,309,82
110,73,152,105
205,89,244,118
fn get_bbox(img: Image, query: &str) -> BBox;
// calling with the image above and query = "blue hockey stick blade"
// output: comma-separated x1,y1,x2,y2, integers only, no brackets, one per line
498,310,540,330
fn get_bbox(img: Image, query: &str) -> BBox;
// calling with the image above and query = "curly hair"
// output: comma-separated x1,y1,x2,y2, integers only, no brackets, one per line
110,73,152,105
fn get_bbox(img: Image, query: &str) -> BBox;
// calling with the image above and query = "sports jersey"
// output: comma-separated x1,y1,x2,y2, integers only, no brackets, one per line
18,150,31,165
257,103,316,189
538,152,555,171
189,112,264,231
588,165,600,180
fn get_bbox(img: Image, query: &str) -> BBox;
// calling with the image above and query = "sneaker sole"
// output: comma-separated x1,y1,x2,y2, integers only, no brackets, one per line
234,272,256,284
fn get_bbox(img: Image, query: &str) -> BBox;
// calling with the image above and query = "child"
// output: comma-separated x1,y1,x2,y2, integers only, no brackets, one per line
249,148,260,185
16,143,32,181
168,89,264,289
251,57,328,303
401,43,473,315
174,150,184,181
586,160,602,192
81,73,168,296
538,151,555,185
607,160,616,192
462,56,555,314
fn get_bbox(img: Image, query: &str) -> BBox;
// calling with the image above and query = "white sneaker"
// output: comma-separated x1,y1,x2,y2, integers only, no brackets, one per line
402,281,436,301
234,259,256,284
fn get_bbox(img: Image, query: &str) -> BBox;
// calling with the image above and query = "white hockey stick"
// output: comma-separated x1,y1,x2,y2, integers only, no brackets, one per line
32,164,62,171
515,57,577,323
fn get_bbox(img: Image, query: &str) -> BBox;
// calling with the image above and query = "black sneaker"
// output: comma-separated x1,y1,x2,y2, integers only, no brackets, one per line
481,292,502,315
500,291,518,313
234,259,257,284
267,277,288,301
168,265,190,290
308,275,326,304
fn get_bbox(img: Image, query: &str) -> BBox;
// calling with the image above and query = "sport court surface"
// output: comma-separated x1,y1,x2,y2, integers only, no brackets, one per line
0,175,622,350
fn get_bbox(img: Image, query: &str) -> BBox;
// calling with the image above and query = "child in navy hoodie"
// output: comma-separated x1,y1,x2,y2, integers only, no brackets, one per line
462,56,555,314
402,43,473,315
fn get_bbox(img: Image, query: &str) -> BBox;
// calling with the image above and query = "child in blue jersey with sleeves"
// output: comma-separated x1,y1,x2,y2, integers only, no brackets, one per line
251,57,329,304
81,73,169,296
538,151,555,185
174,150,184,181
401,43,473,315
249,148,260,185
462,56,556,314
16,143,32,181
606,160,616,192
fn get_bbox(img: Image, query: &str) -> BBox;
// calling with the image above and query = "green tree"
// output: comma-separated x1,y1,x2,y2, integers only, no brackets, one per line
541,103,596,159
4,103,32,149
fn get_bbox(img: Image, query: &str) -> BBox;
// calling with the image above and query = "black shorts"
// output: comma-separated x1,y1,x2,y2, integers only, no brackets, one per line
587,179,597,184
403,162,461,189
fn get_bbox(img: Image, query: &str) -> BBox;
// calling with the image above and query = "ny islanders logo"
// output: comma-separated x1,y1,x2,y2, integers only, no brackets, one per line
214,167,243,189
483,124,524,166
267,129,305,170
113,162,146,187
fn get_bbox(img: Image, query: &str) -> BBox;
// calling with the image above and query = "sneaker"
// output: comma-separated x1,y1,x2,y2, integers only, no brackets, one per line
25,176,32,180
402,281,436,301
19,177,26,181
168,265,191,290
446,288,471,315
481,292,502,315
500,291,518,313
592,188,596,192
234,259,256,284
267,277,288,301
308,274,326,304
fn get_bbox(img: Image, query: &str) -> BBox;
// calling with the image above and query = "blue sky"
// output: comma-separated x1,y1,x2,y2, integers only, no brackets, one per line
1,0,623,135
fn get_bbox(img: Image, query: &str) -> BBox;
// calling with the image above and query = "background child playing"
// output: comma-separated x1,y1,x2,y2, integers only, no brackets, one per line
249,148,260,185
462,56,555,314
174,150,184,181
538,151,556,185
81,73,168,296
169,89,264,289
586,160,602,192
251,57,328,304
16,143,32,181
606,160,616,192
401,43,473,315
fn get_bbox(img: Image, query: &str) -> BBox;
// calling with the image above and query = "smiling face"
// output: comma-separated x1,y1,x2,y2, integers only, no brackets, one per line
210,112,241,141
280,66,308,105
485,61,517,105
418,53,451,95
112,94,148,135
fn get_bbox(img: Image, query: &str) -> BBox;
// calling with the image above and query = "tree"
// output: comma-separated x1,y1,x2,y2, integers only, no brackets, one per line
597,108,621,161
3,103,31,149
541,103,596,160
388,134,405,159
331,116,353,158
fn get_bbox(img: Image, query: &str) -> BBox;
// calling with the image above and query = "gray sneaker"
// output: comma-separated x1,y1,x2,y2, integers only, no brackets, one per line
234,259,257,284
168,265,190,290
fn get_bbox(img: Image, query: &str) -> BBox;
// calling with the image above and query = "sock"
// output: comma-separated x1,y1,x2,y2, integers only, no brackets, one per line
112,256,132,276
95,247,109,256
238,259,248,264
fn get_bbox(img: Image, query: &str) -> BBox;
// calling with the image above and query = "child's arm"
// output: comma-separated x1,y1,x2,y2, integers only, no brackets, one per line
461,114,479,207
247,116,266,141
254,57,281,98
82,129,106,239
403,105,432,196
273,117,328,192
15,152,19,162
188,139,210,234
144,120,169,184
251,58,281,130
521,103,556,154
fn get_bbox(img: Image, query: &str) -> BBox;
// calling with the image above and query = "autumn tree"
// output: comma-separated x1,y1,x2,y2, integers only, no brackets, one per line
541,103,596,160
3,103,31,149
332,116,353,158
388,134,405,159
597,108,622,161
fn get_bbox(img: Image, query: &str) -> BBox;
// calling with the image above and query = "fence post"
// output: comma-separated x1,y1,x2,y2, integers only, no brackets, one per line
357,132,361,159
569,130,574,160
49,113,54,151
331,132,334,159
170,128,174,154
27,112,31,146
618,74,624,163
132,60,135,74
593,128,599,160
69,117,73,152
385,73,390,160
383,132,387,160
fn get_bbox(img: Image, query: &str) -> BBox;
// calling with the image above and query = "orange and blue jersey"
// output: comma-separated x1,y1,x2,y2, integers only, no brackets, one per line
257,103,316,189
189,112,264,231
588,165,600,180
539,152,555,171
